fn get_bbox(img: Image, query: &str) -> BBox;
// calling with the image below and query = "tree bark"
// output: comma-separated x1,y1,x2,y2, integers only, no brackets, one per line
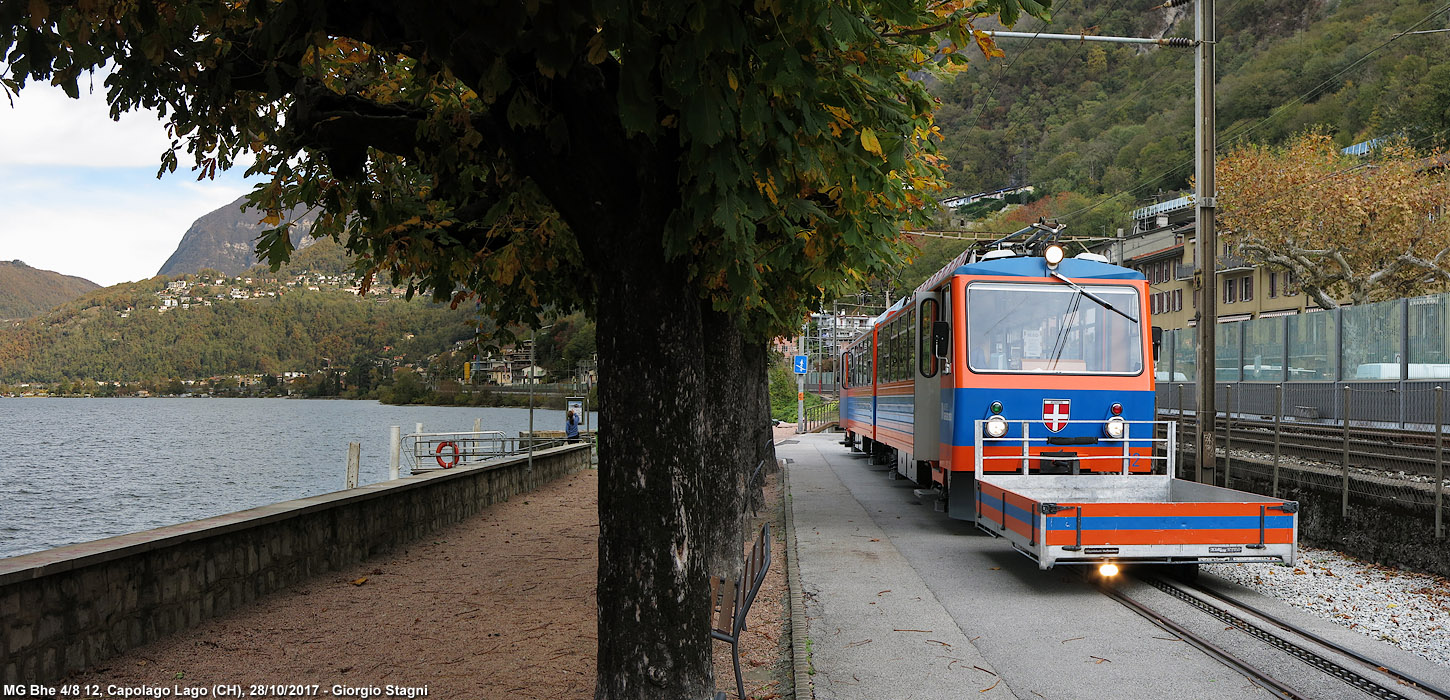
700,308,746,580
594,242,713,700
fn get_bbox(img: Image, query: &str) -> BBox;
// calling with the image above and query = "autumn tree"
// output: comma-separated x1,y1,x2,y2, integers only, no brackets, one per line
1218,133,1450,309
2,0,1050,695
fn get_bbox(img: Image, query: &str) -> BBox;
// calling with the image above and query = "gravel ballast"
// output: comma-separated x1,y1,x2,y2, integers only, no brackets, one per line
1210,546,1450,666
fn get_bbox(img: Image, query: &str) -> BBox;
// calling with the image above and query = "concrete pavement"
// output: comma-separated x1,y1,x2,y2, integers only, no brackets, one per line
780,432,1277,700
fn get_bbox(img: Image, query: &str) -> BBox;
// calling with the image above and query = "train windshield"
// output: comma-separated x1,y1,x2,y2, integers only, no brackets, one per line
966,282,1143,375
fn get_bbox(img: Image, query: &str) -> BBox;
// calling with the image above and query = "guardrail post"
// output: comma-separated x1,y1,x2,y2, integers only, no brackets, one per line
1341,386,1351,518
1436,386,1445,540
346,442,361,489
1272,385,1283,498
1224,384,1233,488
1171,382,1183,481
389,426,401,480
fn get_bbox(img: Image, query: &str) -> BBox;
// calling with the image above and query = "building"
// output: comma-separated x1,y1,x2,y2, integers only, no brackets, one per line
1094,195,1316,330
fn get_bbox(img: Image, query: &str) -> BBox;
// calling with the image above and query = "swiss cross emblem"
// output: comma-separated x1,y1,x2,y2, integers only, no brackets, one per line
1043,399,1071,432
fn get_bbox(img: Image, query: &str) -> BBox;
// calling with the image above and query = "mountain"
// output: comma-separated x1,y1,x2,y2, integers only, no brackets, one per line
0,241,481,385
933,0,1444,207
0,260,101,320
156,196,320,278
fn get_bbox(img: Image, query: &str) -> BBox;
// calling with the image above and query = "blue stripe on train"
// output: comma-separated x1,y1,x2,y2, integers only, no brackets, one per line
1045,515,1295,531
948,387,1156,449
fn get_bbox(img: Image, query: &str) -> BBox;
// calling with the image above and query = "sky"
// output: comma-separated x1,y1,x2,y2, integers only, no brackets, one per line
0,80,257,287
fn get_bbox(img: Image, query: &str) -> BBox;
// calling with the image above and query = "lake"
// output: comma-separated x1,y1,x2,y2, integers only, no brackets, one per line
0,398,596,559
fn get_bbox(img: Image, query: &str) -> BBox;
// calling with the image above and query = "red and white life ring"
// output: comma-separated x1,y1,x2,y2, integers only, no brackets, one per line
435,441,461,468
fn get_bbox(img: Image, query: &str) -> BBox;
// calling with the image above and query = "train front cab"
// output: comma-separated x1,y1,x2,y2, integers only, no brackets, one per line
932,255,1156,521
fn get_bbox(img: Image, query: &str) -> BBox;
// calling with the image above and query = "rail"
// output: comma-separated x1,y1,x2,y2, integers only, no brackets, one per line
973,419,1177,476
799,400,839,434
406,430,573,474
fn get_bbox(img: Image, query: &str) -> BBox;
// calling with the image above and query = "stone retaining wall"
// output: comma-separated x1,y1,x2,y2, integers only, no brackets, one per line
0,444,590,684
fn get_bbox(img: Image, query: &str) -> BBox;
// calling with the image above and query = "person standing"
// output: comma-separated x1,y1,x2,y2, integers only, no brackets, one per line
565,408,581,442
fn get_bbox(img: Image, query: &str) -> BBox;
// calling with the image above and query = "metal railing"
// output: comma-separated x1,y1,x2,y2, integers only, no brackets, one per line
799,400,839,434
406,430,573,473
1157,382,1446,538
973,419,1177,476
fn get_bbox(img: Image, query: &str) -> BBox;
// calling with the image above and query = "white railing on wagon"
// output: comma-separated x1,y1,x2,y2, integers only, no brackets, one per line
404,430,572,474
973,419,1178,477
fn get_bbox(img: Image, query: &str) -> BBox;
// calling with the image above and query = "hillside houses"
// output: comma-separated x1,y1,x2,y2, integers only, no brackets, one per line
138,270,409,316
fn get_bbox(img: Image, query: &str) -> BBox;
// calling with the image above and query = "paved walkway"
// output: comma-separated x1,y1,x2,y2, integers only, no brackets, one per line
781,431,1450,700
780,432,1271,700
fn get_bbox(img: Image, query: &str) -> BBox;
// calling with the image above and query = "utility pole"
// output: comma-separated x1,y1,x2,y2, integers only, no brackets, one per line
1193,0,1218,485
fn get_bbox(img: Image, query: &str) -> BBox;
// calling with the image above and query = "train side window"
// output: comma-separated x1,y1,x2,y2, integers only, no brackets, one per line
919,299,939,378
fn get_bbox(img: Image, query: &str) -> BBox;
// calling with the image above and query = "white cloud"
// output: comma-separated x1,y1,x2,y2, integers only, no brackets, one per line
0,81,261,286
0,168,253,287
0,78,176,168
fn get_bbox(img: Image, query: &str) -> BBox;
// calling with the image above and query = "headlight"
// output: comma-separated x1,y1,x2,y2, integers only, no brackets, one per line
1044,244,1065,267
1105,417,1126,439
985,415,1009,438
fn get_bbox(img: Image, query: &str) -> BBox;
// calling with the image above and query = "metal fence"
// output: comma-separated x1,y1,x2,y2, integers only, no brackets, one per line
1154,380,1450,430
800,400,839,434
1155,383,1446,538
1160,293,1450,386
405,429,576,474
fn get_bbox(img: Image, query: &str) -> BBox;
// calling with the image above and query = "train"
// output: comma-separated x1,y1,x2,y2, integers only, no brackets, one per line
837,227,1298,573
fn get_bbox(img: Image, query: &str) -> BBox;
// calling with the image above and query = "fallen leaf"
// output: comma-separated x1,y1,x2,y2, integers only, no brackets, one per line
351,577,368,586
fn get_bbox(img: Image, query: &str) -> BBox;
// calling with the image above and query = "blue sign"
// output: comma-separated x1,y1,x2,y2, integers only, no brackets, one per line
794,355,809,374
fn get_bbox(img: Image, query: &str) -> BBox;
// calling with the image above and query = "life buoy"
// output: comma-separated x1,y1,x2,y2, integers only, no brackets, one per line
435,440,460,468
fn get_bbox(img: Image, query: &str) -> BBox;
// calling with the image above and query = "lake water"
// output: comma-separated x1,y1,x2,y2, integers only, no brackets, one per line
0,398,596,559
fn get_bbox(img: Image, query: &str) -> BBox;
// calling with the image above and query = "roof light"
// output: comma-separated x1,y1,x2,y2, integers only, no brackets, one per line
1044,245,1065,268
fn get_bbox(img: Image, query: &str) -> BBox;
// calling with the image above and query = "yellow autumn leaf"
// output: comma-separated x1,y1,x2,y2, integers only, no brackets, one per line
860,128,883,157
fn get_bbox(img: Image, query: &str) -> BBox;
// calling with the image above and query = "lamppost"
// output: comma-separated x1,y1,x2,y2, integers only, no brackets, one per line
528,324,554,473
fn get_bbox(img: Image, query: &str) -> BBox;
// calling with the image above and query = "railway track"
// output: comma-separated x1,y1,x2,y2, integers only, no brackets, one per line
1158,415,1449,478
1101,574,1450,700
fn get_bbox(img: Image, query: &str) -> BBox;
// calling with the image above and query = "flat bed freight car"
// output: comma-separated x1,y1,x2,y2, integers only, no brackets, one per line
973,420,1298,570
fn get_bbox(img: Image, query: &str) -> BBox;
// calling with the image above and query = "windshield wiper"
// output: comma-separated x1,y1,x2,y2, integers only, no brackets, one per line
1047,270,1138,324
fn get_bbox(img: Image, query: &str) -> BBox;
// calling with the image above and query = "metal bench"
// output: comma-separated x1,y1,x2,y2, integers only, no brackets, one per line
709,522,772,700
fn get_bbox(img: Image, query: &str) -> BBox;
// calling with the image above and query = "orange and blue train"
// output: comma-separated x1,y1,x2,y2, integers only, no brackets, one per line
839,243,1160,521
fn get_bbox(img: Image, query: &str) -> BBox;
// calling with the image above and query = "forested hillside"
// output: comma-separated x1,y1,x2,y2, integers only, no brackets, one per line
0,240,479,385
0,260,100,319
935,0,1450,226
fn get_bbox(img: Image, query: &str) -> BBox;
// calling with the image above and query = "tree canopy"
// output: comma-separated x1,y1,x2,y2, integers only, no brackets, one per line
3,0,1052,696
1218,132,1450,308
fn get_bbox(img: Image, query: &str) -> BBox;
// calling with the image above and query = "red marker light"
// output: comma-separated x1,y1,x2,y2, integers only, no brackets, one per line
1111,403,1123,415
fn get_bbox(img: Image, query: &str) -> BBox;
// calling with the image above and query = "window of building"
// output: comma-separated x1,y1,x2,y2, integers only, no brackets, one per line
1224,278,1237,304
1268,271,1278,298
1174,289,1183,311
1242,275,1253,302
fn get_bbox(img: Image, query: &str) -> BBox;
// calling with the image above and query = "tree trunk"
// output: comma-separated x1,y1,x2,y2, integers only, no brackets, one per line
594,245,713,699
743,342,776,500
701,308,746,579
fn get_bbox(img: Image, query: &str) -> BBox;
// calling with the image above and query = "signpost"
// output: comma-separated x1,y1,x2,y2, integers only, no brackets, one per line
794,354,808,433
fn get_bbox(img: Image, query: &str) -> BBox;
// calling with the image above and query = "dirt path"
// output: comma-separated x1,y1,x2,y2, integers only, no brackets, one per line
68,460,793,699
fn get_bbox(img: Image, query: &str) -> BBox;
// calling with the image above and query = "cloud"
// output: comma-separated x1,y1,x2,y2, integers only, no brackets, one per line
0,166,254,287
0,80,263,286
0,79,176,168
